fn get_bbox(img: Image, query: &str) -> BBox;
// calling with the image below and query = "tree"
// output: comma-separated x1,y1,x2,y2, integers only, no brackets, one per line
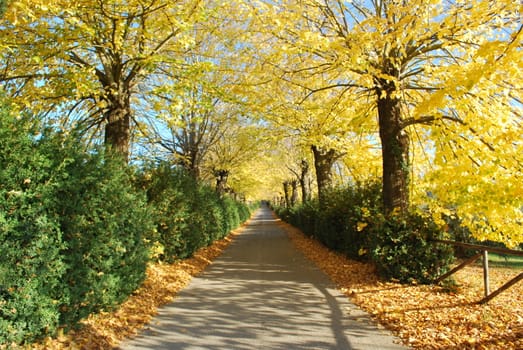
288,158,311,204
202,118,268,197
298,159,310,204
1,0,208,161
311,145,339,205
244,0,522,244
142,64,231,179
235,48,364,204
138,9,246,177
282,180,291,207
290,179,298,206
214,169,230,194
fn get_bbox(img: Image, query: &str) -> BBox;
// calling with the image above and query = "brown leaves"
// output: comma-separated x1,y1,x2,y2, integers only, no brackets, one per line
281,221,523,350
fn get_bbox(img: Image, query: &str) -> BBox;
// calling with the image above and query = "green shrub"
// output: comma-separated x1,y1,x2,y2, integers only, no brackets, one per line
0,102,154,342
370,212,455,284
141,163,251,262
220,196,240,234
274,180,454,284
197,187,226,243
54,150,153,326
313,193,351,252
237,202,251,223
275,181,381,260
140,164,194,262
0,108,66,344
289,200,319,237
274,205,291,223
0,211,65,344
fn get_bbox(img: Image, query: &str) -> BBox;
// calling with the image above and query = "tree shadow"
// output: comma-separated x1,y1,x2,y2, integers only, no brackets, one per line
119,207,405,350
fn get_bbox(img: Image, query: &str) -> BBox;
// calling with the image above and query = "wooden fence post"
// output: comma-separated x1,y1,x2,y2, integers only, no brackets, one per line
482,250,490,297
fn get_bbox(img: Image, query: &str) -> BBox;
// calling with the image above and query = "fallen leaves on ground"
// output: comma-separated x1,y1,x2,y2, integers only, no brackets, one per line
280,220,523,350
28,226,245,350
23,214,522,350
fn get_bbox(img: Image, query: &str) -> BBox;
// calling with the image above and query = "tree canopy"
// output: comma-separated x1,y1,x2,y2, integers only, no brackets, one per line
238,0,522,245
1,0,522,246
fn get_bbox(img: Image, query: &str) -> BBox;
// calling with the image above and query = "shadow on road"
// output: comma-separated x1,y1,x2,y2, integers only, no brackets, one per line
120,206,406,350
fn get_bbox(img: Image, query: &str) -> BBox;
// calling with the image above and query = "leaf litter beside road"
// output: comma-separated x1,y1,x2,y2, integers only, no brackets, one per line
24,215,522,350
279,220,523,350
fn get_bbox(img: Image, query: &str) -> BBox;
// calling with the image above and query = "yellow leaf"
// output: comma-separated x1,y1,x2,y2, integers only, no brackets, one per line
356,222,368,232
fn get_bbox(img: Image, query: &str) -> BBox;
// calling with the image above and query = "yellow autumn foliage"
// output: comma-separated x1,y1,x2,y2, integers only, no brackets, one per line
1,0,521,245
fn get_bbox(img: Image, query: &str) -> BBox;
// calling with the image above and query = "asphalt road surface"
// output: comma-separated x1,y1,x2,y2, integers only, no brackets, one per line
119,205,407,350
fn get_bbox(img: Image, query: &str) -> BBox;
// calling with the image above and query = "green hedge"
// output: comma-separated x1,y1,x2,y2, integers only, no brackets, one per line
0,100,253,345
275,181,381,260
53,150,153,326
370,212,454,283
140,163,251,263
274,181,454,284
0,105,153,344
0,108,67,344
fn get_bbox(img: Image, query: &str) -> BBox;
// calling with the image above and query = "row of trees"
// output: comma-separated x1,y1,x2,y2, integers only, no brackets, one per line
0,0,267,197
239,0,522,247
1,1,521,246
0,0,521,343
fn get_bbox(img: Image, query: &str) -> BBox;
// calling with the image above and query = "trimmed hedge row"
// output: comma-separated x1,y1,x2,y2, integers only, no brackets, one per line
274,181,454,284
0,104,252,345
0,108,153,344
139,162,252,262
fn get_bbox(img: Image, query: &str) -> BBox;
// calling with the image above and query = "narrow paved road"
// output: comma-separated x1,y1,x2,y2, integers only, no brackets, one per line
119,205,407,350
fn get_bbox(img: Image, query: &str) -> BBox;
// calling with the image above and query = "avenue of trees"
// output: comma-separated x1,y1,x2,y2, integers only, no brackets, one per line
2,0,520,244
239,0,522,247
0,0,522,344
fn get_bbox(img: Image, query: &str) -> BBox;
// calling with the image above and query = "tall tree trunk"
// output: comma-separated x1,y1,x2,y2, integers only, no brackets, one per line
104,90,131,162
283,181,291,208
377,91,410,216
214,169,229,195
311,145,337,206
181,144,200,179
290,180,298,206
185,122,201,179
299,159,310,204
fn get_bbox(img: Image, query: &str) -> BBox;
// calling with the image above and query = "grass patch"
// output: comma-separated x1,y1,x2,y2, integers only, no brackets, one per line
484,253,523,269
